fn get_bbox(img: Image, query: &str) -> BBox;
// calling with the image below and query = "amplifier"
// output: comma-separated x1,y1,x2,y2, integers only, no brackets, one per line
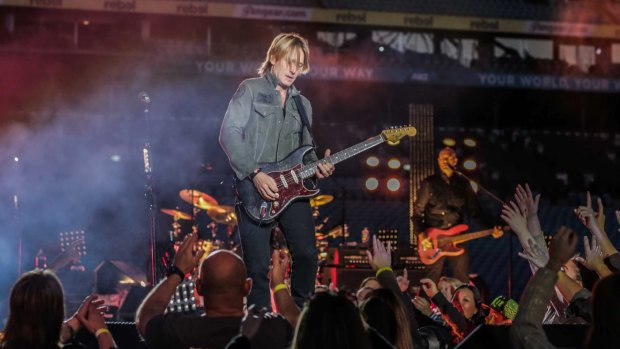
325,247,371,268
393,247,426,271
324,246,426,271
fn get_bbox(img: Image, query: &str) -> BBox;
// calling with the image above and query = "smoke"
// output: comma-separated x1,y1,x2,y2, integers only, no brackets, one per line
0,50,236,298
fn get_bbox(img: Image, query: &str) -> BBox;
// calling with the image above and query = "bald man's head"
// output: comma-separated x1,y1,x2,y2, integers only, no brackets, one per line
197,250,250,297
438,147,457,176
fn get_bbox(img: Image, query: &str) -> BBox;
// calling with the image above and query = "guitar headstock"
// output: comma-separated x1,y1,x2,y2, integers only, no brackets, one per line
382,125,417,145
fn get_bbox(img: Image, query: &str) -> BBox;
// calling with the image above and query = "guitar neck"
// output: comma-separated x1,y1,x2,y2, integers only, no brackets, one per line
441,228,495,245
299,135,385,179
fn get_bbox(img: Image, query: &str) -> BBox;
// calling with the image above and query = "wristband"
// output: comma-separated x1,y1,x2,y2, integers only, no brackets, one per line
95,328,111,338
248,168,261,181
166,265,186,280
376,267,393,277
272,283,287,294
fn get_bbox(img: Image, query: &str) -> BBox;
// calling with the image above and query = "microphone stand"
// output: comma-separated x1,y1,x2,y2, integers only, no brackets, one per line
140,92,158,286
452,168,513,299
453,169,505,206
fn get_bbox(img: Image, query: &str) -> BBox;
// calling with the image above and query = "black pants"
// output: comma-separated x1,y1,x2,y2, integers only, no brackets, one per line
236,200,317,310
425,248,470,284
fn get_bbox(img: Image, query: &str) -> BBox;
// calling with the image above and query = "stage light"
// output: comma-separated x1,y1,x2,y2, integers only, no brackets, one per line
13,156,19,162
443,138,456,147
464,138,477,147
403,164,411,171
111,155,122,162
463,159,477,170
378,46,385,52
387,158,401,170
366,156,379,167
386,178,401,192
365,177,379,191
82,20,90,26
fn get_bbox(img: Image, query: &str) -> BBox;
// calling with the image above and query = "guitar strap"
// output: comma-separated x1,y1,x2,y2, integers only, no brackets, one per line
292,94,316,148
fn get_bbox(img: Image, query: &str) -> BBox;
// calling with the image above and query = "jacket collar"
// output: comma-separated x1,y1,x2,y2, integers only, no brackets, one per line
265,71,300,96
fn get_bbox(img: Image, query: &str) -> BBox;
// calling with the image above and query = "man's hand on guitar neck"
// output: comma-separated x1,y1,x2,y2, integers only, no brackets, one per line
315,149,335,179
253,172,279,201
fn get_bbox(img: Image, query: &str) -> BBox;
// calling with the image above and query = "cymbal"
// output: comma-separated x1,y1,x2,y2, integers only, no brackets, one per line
327,225,349,238
160,208,192,220
310,194,334,207
207,205,237,226
179,189,218,210
315,233,326,241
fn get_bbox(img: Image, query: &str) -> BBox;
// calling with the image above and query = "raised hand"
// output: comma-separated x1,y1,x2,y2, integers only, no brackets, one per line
76,295,109,335
517,238,549,270
172,233,205,275
575,236,612,278
501,201,532,248
412,296,433,316
420,278,439,298
546,226,578,272
514,183,540,218
365,236,392,271
575,236,603,270
575,192,597,229
63,294,105,342
269,249,290,289
575,192,618,256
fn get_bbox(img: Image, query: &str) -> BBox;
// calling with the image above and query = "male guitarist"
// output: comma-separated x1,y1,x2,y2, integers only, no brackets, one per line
413,147,488,284
219,33,334,310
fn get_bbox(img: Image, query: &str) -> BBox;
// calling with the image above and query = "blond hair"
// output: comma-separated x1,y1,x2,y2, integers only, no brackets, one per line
258,33,310,77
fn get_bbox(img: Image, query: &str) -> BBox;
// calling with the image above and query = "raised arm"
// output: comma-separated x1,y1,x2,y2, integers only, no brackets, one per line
136,233,204,337
514,184,543,238
511,226,578,349
270,249,300,327
501,200,535,252
575,192,618,257
575,235,612,279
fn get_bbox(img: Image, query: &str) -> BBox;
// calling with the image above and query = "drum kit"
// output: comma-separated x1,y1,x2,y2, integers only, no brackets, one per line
160,189,238,258
160,190,342,261
309,194,351,264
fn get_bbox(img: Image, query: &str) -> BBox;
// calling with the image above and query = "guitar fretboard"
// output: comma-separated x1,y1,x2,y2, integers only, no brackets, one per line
299,135,385,178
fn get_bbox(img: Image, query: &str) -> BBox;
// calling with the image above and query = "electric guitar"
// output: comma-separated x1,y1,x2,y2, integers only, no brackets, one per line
235,126,417,223
417,224,505,265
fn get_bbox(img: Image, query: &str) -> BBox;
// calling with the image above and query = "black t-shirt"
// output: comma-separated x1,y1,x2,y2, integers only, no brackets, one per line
144,312,292,349
413,173,482,232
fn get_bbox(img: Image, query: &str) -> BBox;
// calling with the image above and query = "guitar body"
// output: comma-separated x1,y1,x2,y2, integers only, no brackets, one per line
235,145,319,223
233,126,417,223
417,224,469,265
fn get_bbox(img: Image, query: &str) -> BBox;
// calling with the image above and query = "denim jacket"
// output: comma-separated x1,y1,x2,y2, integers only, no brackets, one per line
219,72,318,180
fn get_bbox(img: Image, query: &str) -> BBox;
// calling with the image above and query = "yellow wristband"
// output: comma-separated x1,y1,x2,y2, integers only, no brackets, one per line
272,283,287,294
376,267,393,277
95,328,110,338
